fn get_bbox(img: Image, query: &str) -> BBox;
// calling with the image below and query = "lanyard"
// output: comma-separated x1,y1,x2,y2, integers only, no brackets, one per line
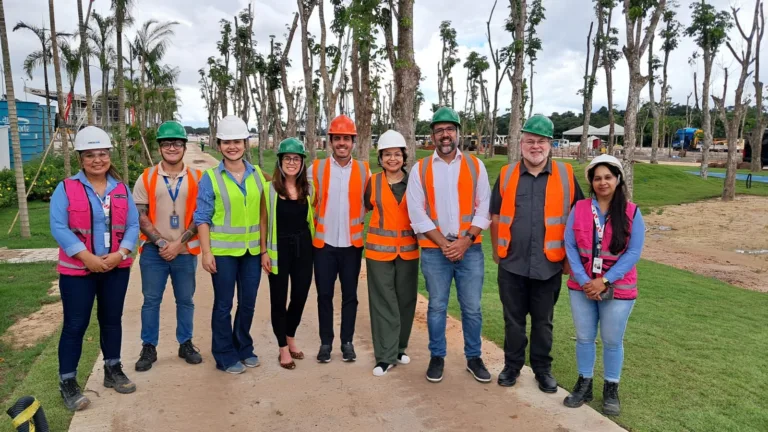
163,175,183,214
591,204,605,251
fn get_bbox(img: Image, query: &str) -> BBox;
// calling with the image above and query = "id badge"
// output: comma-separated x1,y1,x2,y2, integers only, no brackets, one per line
104,232,111,248
170,213,180,229
592,257,603,274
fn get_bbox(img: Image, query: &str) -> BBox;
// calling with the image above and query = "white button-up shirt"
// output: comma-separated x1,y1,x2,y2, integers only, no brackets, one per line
308,157,370,248
407,150,491,236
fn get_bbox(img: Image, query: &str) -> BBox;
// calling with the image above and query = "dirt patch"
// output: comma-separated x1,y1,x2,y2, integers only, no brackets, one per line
643,196,768,292
1,281,62,349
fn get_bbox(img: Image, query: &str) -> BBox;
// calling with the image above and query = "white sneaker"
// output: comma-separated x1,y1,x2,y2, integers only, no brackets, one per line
373,362,395,377
397,353,411,365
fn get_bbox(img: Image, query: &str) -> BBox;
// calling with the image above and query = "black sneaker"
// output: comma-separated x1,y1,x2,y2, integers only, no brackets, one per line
135,343,157,372
603,381,621,416
497,365,521,387
466,357,492,383
426,357,444,383
59,378,90,411
317,344,332,363
341,342,357,362
104,363,136,394
178,340,203,365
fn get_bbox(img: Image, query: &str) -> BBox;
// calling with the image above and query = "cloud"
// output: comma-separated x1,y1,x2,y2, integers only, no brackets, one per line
3,0,765,130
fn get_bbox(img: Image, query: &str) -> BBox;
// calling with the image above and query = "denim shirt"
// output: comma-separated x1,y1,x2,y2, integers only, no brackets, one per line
565,198,645,286
50,171,140,257
193,160,257,226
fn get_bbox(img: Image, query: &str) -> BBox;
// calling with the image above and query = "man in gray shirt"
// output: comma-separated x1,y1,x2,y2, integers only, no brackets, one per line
490,115,584,392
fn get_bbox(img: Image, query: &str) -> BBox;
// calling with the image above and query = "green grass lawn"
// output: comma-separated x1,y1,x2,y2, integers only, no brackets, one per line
418,239,768,432
0,263,101,432
0,201,57,249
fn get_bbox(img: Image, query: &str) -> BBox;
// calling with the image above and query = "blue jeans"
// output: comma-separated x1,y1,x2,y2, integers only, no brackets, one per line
59,268,130,379
139,244,198,346
569,289,635,382
421,244,484,359
210,253,261,370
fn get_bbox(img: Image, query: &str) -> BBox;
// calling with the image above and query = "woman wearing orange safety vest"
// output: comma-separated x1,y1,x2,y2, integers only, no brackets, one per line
364,130,419,377
49,126,140,411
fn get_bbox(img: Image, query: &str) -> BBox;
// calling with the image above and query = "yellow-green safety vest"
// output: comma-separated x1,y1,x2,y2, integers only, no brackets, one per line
265,182,315,274
207,165,266,256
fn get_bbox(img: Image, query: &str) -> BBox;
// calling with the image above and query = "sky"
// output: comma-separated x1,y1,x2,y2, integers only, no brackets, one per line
1,0,766,130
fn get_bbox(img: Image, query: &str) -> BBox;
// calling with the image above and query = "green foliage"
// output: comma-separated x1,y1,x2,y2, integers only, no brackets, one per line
685,1,733,55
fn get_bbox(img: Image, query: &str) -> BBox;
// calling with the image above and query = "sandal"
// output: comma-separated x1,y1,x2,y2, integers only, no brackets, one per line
278,354,296,370
289,350,305,360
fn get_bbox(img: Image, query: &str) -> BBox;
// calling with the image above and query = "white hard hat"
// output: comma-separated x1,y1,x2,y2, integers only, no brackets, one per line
74,126,113,151
377,130,407,151
585,154,625,182
216,115,250,141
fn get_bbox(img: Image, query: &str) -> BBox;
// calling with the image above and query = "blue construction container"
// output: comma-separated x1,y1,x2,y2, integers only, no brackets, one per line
0,100,56,168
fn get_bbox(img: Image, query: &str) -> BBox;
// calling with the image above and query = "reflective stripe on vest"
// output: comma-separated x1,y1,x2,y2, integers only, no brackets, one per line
496,161,574,262
416,154,483,247
312,158,369,248
365,172,418,261
207,166,264,256
265,182,316,274
138,164,202,255
58,179,134,276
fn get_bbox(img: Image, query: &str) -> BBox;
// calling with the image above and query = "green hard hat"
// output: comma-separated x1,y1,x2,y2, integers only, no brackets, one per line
277,137,307,157
430,106,461,129
521,114,554,139
157,121,188,142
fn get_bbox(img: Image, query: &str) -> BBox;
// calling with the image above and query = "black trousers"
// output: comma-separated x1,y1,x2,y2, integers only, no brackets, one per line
268,231,314,347
498,267,562,373
313,245,363,345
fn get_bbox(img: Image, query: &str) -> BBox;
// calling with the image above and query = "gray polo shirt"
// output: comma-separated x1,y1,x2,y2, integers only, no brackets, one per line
490,160,584,281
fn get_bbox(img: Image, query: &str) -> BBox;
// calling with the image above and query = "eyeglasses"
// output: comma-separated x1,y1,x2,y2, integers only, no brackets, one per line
433,126,457,136
282,156,303,164
160,141,186,149
81,151,110,161
522,139,551,147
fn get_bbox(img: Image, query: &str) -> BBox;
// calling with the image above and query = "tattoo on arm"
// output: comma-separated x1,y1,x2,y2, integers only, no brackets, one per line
180,222,198,243
137,204,163,244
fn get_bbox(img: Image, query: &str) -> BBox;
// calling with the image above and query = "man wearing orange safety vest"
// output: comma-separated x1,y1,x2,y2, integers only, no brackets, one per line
490,114,584,392
310,114,371,363
407,107,492,384
133,121,204,372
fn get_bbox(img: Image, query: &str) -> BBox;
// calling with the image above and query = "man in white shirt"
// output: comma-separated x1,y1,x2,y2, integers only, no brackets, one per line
309,114,371,363
407,107,492,384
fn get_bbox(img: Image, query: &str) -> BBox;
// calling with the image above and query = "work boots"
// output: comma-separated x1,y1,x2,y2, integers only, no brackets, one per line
104,363,137,394
563,375,594,408
603,381,621,416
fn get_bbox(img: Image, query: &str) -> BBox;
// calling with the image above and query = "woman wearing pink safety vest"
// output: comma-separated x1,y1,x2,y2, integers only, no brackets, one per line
49,126,140,412
562,155,645,417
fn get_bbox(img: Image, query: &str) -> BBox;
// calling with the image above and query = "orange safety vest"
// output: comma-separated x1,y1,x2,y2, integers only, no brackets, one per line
139,164,202,255
496,161,575,262
365,172,419,261
312,158,370,248
417,153,484,248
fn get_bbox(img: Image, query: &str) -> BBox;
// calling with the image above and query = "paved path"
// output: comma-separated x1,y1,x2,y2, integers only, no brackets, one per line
0,248,58,264
69,145,623,432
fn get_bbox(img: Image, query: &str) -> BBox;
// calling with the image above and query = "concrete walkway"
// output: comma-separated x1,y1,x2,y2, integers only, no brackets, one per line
69,144,623,432
0,248,58,264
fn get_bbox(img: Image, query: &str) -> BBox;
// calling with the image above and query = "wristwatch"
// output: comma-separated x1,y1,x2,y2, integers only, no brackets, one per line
601,277,611,287
467,233,477,242
119,251,129,261
156,239,168,248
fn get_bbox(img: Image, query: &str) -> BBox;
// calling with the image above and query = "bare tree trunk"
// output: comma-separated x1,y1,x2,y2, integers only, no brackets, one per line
77,0,94,125
648,35,660,164
0,0,30,237
116,14,128,180
579,18,602,163
351,38,373,161
49,0,71,177
298,0,317,161
603,5,616,153
102,68,109,128
281,13,299,137
750,3,765,172
700,52,714,179
507,0,527,163
42,47,53,147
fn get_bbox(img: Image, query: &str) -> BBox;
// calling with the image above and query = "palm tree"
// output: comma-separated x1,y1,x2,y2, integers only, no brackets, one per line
0,0,31,237
76,0,94,125
48,0,71,176
134,19,178,138
111,0,133,180
88,12,115,128
59,41,82,100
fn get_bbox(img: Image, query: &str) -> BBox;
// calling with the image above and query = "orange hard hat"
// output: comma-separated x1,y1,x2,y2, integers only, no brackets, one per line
328,115,357,136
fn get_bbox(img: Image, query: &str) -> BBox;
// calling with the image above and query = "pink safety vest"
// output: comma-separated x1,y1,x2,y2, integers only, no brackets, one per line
58,178,134,276
566,199,638,300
